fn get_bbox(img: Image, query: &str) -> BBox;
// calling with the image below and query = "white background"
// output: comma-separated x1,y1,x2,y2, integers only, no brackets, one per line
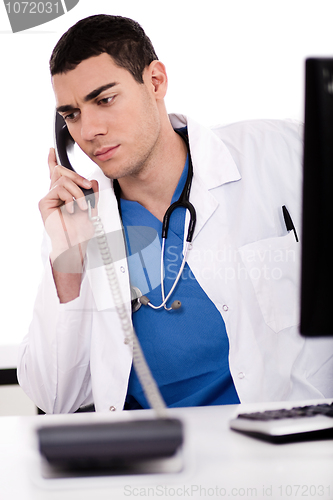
0,0,332,365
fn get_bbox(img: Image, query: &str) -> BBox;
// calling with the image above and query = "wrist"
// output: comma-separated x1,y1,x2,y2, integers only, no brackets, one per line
50,243,86,274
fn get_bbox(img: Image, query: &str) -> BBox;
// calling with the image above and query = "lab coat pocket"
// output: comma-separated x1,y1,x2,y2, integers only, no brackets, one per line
238,232,301,333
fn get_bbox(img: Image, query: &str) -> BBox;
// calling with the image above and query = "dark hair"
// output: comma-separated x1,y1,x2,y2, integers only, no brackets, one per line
49,14,158,83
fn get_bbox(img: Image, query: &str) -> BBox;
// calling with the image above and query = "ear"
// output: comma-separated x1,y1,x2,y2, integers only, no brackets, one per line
145,60,168,99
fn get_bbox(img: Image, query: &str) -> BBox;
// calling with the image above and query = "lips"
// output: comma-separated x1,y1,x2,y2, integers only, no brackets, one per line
94,145,120,161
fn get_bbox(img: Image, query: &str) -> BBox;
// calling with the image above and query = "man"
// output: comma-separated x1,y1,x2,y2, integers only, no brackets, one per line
18,15,333,413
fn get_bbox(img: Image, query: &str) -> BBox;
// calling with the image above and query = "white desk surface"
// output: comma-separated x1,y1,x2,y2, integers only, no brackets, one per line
1,401,332,500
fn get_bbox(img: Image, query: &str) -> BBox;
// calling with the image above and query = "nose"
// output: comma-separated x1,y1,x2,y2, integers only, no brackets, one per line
80,108,107,141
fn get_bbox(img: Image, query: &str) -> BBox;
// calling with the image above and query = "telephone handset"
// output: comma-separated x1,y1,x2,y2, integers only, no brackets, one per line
54,112,95,207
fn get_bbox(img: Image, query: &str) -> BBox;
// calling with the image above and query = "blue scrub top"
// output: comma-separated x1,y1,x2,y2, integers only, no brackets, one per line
120,144,239,409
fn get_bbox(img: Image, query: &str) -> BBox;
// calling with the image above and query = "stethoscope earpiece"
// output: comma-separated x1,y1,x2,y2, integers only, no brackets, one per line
138,295,182,311
138,295,150,306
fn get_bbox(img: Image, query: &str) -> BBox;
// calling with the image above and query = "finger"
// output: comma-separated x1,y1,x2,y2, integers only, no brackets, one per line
40,186,74,216
61,188,75,215
55,176,91,212
50,163,93,194
39,178,89,221
76,179,100,213
48,148,58,179
48,147,93,193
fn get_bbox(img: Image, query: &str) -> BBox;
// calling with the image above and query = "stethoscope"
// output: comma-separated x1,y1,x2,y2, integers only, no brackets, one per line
115,129,196,313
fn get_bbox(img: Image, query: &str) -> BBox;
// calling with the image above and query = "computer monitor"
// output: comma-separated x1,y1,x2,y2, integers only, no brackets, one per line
300,57,333,337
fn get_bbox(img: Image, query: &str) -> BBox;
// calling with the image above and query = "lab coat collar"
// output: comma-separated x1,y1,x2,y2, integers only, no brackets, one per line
169,113,241,189
170,114,241,240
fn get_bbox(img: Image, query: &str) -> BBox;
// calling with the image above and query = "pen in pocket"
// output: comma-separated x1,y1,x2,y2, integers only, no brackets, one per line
282,205,299,242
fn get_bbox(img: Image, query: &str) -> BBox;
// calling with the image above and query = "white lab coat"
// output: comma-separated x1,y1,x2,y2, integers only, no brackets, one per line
18,115,333,413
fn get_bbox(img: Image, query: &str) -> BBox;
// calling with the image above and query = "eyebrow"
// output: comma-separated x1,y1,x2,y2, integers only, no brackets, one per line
56,82,119,114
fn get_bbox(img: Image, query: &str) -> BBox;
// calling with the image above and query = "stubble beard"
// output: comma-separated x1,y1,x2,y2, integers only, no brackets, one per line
99,122,162,182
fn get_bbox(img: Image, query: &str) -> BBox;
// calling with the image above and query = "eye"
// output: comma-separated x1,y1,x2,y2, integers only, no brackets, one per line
98,95,115,106
63,110,80,123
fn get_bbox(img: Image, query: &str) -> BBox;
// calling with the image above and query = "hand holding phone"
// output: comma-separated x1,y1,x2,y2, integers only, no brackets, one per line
40,147,98,264
37,115,99,302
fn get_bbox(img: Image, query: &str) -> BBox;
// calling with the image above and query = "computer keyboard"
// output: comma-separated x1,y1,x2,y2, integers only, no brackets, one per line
229,402,333,443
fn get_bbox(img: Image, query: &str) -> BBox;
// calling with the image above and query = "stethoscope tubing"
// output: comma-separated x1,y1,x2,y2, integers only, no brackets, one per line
141,129,196,311
144,239,191,311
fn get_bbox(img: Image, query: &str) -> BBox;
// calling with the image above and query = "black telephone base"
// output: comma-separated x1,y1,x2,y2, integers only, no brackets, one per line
38,417,183,471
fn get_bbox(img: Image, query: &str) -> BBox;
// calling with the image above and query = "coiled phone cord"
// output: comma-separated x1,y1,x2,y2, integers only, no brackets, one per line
87,201,167,417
